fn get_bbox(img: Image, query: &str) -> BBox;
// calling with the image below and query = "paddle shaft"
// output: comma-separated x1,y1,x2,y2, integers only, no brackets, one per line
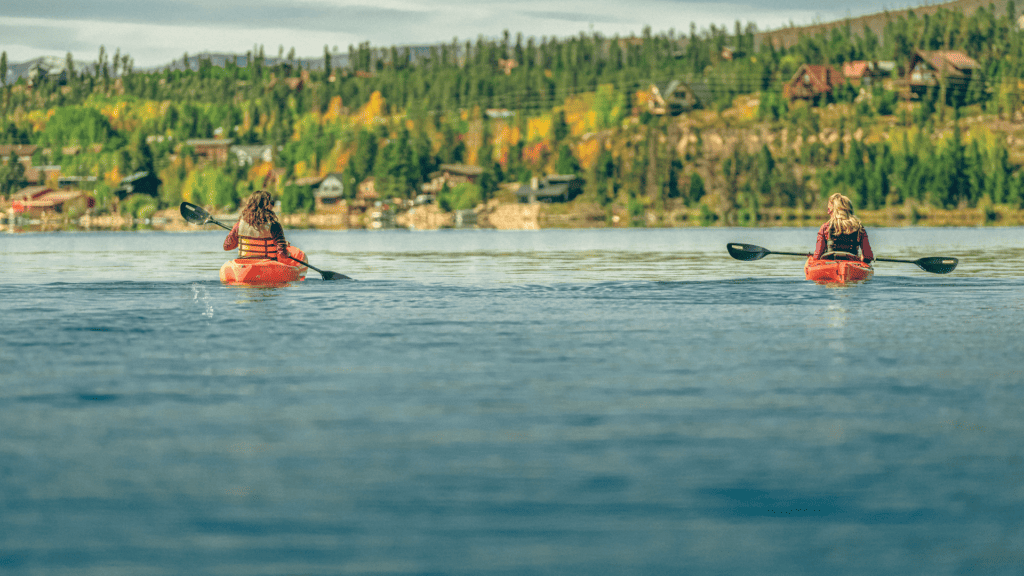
873,257,922,264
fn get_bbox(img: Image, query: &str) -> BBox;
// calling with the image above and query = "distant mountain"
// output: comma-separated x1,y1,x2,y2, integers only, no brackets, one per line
3,55,90,85
144,51,350,73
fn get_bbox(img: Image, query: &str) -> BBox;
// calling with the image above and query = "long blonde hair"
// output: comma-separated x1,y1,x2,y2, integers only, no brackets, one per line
240,190,277,229
826,192,863,236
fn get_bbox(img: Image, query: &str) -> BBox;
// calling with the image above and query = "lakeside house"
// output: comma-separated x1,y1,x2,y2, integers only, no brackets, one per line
515,175,583,203
10,186,94,217
421,163,485,201
315,173,346,209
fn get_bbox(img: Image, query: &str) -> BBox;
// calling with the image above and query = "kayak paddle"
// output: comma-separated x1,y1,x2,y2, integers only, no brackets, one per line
726,243,958,274
872,256,958,274
726,243,809,261
180,201,350,281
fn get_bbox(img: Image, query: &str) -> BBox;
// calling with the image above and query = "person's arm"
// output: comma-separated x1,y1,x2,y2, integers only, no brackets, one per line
270,222,290,259
860,229,874,263
812,224,827,259
223,221,239,251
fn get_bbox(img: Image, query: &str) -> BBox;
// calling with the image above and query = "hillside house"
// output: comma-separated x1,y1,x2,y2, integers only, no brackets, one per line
185,139,234,163
0,145,39,166
784,64,845,101
231,144,274,165
841,61,893,87
24,165,62,186
904,50,981,97
648,80,711,115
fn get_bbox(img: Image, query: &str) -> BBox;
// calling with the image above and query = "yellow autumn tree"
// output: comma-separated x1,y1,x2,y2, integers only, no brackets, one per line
356,91,386,126
527,116,552,142
323,95,345,123
575,139,602,170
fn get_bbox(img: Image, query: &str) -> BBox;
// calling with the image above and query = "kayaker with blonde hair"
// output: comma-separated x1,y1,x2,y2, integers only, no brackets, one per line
223,190,306,264
813,192,874,262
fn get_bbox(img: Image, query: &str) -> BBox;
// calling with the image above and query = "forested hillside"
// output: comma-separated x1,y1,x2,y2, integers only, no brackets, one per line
3,1,1024,226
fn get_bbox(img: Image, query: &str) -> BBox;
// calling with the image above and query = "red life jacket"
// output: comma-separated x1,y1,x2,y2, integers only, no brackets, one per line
237,220,278,259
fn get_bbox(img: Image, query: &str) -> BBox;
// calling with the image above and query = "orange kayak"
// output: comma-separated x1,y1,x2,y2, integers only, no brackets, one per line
219,258,307,285
804,257,873,284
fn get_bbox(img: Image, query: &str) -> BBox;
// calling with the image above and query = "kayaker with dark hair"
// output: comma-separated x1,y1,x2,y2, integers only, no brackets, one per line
813,192,874,263
223,190,306,264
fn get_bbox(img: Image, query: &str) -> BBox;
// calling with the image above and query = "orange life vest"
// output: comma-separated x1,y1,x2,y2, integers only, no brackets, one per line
237,220,279,259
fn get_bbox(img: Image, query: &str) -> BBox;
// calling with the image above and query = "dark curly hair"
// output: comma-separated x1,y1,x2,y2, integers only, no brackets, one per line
240,190,277,229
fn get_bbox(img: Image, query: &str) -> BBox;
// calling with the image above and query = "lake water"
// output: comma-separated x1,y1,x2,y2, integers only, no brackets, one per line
2,227,1023,575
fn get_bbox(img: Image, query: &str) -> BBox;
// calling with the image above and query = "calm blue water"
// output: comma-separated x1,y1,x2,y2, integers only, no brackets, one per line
2,227,1023,575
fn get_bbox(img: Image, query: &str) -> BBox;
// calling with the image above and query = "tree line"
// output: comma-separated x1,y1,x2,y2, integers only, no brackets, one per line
1,1,1024,223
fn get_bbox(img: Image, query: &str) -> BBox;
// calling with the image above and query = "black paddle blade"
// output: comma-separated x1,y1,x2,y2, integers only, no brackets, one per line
319,271,351,281
727,243,770,261
179,202,211,225
915,257,958,274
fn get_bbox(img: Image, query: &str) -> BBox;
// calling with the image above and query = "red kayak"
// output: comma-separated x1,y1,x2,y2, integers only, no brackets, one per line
804,255,873,284
219,246,309,285
219,258,307,285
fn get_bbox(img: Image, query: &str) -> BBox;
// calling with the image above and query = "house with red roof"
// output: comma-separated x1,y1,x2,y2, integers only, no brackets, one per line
784,64,845,101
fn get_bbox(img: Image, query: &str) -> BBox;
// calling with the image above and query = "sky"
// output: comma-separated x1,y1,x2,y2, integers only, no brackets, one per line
1,0,916,69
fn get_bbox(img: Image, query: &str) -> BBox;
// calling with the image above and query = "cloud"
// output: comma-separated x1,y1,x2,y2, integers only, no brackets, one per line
0,0,882,67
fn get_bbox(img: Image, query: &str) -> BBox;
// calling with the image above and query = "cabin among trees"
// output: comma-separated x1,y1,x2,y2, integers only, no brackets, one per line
784,64,845,101
185,139,233,164
231,144,274,165
314,173,346,209
648,80,710,115
841,61,894,87
903,49,981,99
421,164,485,199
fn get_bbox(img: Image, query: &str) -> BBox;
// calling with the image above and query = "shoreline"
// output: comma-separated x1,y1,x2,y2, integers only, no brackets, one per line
4,202,1024,233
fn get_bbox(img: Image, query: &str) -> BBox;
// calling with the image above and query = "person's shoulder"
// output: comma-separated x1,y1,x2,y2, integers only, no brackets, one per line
817,221,830,233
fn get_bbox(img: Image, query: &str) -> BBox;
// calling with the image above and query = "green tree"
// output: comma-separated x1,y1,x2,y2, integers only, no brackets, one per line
0,151,25,197
687,172,706,206
281,184,314,213
438,182,482,212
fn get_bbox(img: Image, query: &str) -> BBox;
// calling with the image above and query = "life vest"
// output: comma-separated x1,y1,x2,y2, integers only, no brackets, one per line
237,220,279,259
826,225,862,256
